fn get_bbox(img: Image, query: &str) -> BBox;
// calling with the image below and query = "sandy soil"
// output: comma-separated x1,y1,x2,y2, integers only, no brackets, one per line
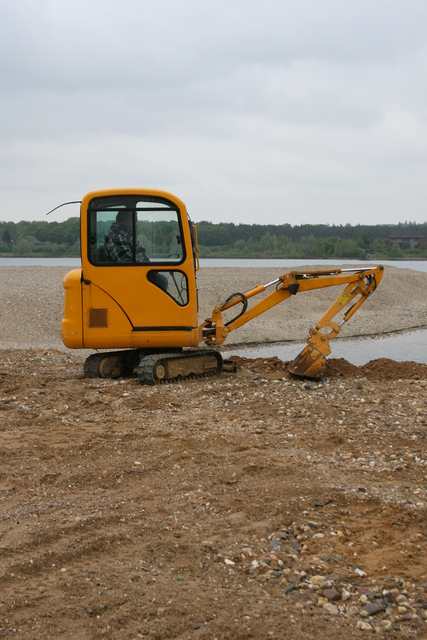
1,265,427,639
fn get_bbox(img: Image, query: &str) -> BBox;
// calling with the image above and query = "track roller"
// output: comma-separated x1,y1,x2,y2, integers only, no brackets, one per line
83,350,140,379
137,350,223,385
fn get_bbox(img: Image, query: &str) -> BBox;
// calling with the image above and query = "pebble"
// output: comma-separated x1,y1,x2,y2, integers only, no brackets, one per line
269,538,282,552
359,603,385,617
396,594,408,604
323,603,339,615
347,605,359,616
399,613,413,621
380,620,393,630
322,589,341,601
311,575,327,587
357,621,373,631
292,540,301,552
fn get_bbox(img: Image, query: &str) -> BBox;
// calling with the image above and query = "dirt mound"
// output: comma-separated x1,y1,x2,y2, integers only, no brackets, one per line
326,357,427,380
233,355,427,381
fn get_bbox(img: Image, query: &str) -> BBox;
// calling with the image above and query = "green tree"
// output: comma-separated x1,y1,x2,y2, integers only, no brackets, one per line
389,242,402,258
358,230,373,249
234,239,246,253
2,228,12,245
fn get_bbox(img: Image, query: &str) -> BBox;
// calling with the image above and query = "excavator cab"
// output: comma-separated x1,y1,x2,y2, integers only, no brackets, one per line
61,189,201,352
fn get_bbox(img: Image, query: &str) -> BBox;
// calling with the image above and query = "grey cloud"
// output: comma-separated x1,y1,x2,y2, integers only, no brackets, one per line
0,0,426,224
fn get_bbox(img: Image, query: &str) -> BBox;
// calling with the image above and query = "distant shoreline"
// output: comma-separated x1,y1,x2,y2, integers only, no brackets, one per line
0,253,426,262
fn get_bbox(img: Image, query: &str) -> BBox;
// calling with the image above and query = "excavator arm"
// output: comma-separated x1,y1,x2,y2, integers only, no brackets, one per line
201,265,384,379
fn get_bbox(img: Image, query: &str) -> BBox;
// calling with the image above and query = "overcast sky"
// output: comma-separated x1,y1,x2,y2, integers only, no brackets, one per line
1,0,426,225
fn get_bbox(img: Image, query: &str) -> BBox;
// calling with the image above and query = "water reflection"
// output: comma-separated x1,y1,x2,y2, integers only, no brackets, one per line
226,330,427,366
0,257,427,273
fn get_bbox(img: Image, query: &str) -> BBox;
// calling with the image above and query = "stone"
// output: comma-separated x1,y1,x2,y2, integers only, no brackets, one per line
396,594,408,605
379,620,393,630
322,589,341,602
399,613,412,621
329,554,343,563
357,621,373,631
323,603,339,615
269,538,282,552
292,539,301,552
311,575,327,587
359,603,385,617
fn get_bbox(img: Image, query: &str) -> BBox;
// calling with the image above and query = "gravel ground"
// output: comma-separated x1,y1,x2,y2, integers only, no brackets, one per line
0,350,426,639
1,264,427,639
0,264,426,351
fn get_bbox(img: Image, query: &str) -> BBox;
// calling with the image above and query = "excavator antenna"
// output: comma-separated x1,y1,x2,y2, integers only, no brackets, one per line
45,201,81,216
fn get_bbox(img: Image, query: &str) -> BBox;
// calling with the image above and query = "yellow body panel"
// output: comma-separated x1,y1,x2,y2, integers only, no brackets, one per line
61,269,83,348
62,189,200,351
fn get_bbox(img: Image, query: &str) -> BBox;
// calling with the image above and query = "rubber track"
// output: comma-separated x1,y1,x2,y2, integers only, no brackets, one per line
137,350,223,385
83,353,106,378
83,350,140,379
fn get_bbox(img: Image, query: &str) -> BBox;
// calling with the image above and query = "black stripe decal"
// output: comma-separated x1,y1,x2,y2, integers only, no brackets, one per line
132,326,194,332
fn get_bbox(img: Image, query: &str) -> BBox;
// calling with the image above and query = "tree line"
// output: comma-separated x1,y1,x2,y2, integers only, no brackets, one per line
0,218,81,257
0,218,426,259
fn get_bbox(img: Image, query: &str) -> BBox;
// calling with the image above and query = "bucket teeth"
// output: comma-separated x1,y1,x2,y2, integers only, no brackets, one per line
287,345,327,379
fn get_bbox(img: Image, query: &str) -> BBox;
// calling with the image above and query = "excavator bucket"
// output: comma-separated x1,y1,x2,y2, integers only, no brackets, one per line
287,345,327,379
287,328,332,379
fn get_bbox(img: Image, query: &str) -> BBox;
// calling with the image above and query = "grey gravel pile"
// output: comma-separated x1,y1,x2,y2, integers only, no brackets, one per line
0,264,426,351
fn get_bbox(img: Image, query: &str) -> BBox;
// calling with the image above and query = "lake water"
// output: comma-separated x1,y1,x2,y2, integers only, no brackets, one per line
225,330,427,366
0,257,426,272
199,258,427,273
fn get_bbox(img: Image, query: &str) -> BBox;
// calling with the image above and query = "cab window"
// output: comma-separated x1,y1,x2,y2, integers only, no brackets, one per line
88,196,185,265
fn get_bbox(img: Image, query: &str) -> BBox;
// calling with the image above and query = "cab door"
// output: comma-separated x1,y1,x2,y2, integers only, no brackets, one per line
80,190,199,350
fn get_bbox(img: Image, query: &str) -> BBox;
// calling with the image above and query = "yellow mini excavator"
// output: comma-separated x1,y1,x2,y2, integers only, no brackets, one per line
61,189,384,383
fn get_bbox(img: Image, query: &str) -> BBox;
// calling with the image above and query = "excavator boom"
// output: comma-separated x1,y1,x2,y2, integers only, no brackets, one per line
201,265,384,379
